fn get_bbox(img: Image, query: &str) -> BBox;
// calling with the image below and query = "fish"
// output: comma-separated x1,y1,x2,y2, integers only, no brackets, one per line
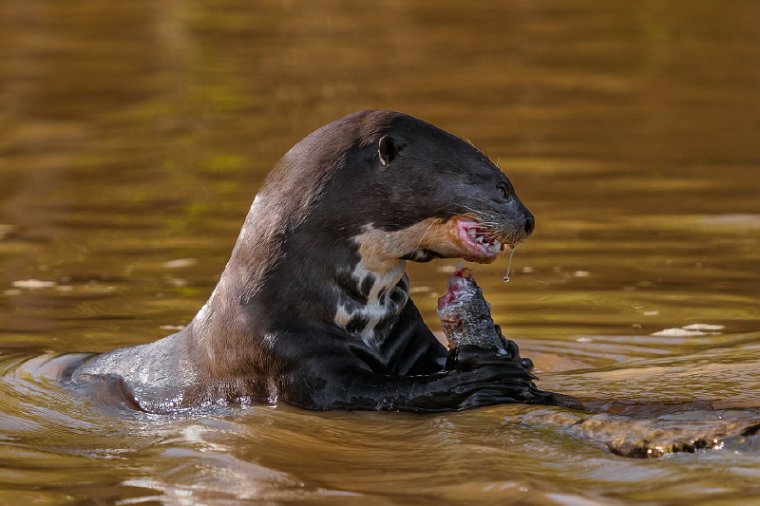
437,267,584,410
436,267,511,355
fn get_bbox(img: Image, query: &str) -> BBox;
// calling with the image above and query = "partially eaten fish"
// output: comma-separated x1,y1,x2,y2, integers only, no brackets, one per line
437,267,583,410
437,267,512,356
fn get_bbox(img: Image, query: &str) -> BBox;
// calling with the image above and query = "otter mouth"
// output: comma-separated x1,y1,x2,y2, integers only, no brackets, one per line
455,219,504,262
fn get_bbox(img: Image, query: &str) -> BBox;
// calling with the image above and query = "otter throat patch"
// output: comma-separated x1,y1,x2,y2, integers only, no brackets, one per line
333,225,418,347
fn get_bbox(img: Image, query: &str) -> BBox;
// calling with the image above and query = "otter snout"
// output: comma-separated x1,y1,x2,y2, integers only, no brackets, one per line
499,199,535,246
523,209,535,237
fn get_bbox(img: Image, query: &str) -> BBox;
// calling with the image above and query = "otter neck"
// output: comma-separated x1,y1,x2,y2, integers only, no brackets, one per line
332,253,409,348
184,192,289,376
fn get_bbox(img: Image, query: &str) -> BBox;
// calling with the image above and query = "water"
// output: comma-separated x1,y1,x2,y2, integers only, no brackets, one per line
503,247,516,283
1,0,760,503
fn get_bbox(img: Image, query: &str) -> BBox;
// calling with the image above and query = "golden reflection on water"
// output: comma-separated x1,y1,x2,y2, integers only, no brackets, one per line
1,0,760,504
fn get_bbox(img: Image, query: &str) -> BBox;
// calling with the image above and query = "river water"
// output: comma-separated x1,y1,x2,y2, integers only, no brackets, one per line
1,1,759,504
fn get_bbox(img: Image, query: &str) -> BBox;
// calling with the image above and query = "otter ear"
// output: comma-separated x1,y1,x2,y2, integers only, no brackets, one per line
378,135,400,166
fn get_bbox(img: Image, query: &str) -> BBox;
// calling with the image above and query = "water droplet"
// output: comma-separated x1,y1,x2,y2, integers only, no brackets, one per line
502,246,516,283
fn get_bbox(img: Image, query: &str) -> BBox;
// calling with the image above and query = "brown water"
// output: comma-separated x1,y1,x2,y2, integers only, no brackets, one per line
1,0,760,503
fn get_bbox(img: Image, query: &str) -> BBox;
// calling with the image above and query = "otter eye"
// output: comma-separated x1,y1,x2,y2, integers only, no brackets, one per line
497,184,512,201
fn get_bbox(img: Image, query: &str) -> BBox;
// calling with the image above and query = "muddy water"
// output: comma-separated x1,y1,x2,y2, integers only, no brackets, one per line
1,0,760,504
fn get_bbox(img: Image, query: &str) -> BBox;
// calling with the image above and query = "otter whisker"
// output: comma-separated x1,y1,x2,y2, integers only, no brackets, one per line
414,220,437,251
454,204,497,223
428,224,441,252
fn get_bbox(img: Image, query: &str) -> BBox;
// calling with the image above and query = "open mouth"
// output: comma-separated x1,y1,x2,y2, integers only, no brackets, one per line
455,219,504,262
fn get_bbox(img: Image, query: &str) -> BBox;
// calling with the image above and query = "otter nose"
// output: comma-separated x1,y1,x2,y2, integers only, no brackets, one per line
524,213,535,236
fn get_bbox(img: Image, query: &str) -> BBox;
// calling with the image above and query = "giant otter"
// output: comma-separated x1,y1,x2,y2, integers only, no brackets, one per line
72,110,571,413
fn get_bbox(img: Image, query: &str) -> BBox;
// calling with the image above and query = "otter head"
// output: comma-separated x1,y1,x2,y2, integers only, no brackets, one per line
319,111,535,267
242,111,534,344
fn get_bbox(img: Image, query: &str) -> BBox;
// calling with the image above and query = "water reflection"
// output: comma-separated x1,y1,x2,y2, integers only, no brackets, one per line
1,0,760,503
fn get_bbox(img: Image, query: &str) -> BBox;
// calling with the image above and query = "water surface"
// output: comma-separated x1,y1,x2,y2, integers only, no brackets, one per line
1,1,760,504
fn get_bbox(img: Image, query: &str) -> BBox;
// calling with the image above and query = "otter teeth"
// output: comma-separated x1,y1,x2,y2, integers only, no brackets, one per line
462,224,501,255
484,239,501,255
